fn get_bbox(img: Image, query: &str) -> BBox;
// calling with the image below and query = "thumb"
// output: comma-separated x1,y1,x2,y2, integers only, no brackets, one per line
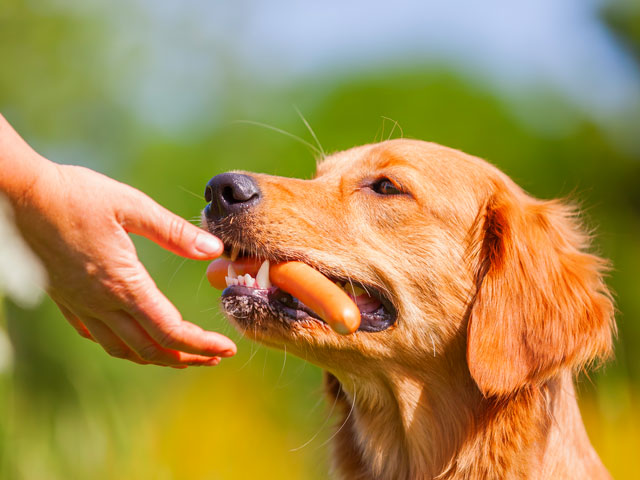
119,188,224,259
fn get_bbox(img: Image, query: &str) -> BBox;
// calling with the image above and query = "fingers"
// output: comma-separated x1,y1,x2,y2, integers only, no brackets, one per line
56,301,223,367
55,301,95,341
124,271,237,358
133,298,237,358
31,163,233,368
81,316,151,365
101,311,222,367
118,190,224,260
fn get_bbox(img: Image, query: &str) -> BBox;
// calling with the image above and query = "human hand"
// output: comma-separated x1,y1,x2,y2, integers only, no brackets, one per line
4,127,236,367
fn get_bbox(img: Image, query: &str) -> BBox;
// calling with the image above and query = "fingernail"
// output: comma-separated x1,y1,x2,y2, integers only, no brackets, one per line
195,234,223,255
219,349,235,358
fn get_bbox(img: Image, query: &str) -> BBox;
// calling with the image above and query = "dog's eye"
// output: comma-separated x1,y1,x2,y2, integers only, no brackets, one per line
372,178,403,195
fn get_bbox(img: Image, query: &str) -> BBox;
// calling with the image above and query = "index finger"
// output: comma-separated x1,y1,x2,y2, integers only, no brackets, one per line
117,188,224,260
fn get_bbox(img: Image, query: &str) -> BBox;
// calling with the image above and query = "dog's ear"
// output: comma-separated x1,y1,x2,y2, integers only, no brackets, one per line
467,185,615,397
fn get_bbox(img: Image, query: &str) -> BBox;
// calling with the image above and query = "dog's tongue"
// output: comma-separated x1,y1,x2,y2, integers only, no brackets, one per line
352,294,382,313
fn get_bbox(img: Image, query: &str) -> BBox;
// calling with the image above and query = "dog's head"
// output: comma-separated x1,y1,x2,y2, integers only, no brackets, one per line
203,139,614,397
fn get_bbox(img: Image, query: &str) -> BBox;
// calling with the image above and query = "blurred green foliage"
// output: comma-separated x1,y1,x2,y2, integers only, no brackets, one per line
602,0,640,64
1,1,639,479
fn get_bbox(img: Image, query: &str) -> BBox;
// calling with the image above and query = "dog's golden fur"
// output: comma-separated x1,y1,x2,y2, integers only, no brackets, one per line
210,139,615,479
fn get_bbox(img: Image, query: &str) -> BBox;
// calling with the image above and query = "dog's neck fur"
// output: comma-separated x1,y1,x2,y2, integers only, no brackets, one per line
325,354,609,480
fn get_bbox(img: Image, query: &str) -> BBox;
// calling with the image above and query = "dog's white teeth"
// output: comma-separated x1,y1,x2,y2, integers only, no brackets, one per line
225,259,269,290
230,245,240,262
224,276,240,287
228,264,238,279
256,260,271,289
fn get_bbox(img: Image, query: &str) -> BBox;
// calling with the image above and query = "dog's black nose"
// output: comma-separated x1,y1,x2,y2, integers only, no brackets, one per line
204,172,261,219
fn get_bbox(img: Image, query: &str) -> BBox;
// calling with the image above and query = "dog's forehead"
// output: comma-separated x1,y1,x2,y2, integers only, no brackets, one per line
316,139,496,186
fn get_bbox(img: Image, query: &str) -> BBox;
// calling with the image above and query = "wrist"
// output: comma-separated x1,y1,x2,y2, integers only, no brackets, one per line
0,115,56,208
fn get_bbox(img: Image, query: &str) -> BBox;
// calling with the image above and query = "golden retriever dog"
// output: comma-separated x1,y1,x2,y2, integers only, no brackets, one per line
202,139,615,479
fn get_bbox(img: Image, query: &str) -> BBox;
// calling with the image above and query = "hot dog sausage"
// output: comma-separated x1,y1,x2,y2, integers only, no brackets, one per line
207,258,361,334
270,261,361,335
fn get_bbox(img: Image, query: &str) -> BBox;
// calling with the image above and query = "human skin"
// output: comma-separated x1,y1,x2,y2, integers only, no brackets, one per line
0,114,236,367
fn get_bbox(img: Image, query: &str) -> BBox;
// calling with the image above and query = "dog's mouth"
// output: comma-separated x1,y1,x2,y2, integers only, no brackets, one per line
216,247,397,333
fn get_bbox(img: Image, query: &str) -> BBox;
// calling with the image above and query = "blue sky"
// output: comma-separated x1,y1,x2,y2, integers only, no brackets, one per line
83,0,639,136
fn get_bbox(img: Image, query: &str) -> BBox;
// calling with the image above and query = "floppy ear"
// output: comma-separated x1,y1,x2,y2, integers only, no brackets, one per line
467,186,615,397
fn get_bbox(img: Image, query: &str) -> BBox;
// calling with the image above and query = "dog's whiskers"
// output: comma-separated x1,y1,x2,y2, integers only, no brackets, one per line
273,344,287,388
381,116,404,140
317,379,357,450
196,271,208,300
370,270,394,302
232,119,322,157
294,105,325,159
235,325,263,372
274,355,307,389
262,348,269,378
167,257,188,288
290,379,341,452
178,185,206,202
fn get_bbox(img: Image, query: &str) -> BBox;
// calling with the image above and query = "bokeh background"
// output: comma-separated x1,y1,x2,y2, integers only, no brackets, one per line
1,0,639,478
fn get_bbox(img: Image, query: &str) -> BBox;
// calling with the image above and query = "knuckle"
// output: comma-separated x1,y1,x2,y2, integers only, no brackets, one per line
157,325,181,349
138,343,163,362
168,217,188,245
107,270,153,309
105,346,130,359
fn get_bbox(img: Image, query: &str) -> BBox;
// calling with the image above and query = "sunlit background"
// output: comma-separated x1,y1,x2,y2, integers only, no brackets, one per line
1,0,639,478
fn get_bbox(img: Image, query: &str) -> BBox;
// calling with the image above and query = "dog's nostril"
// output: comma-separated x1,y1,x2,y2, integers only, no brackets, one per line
204,185,213,203
221,185,258,205
222,186,234,204
205,172,262,219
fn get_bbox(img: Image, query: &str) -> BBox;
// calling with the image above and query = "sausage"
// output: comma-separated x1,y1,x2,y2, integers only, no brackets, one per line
270,261,361,335
206,258,263,290
207,258,361,335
